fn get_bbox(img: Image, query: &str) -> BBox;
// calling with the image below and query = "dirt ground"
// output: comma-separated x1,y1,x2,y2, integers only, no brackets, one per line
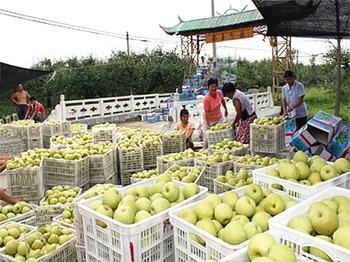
117,120,164,131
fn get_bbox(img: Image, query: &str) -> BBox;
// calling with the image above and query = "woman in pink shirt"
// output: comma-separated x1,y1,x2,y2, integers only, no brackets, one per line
202,78,228,147
203,78,228,128
25,97,47,122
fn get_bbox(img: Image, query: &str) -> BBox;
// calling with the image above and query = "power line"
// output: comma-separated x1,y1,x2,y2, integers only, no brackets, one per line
0,8,178,44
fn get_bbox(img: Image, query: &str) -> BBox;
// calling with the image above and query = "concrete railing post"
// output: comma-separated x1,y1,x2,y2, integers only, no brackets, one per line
130,95,134,112
155,94,160,109
59,95,66,120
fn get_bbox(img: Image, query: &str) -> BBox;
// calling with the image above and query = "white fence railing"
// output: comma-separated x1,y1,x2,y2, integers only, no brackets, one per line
48,93,173,121
48,91,280,123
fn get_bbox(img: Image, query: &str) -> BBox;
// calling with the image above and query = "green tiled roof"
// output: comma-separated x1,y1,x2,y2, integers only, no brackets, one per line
160,9,264,36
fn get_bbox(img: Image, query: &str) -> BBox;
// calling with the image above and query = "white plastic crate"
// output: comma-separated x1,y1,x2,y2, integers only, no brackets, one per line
156,156,195,175
49,137,75,150
0,203,36,226
194,159,233,192
140,138,164,169
92,124,117,143
269,187,350,262
89,149,115,182
233,161,266,173
76,245,86,262
250,121,285,154
5,167,44,205
71,123,88,135
0,226,77,262
0,137,25,156
42,121,71,137
161,132,186,155
118,146,144,185
170,187,299,262
42,157,89,188
77,179,208,262
89,174,115,188
220,240,310,262
36,188,82,226
0,221,37,242
206,128,234,147
253,164,350,199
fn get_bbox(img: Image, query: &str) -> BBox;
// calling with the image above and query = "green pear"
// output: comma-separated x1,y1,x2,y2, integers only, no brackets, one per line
310,205,338,236
134,210,152,223
333,225,350,249
134,185,149,198
178,208,197,225
332,195,350,205
338,212,350,225
196,218,217,237
231,215,250,226
279,163,299,180
211,219,223,232
334,158,350,174
262,194,285,215
248,233,276,261
307,172,322,185
47,234,59,244
113,205,135,224
320,165,338,181
268,243,296,262
262,188,273,197
103,188,121,209
245,184,264,204
150,198,170,214
162,182,179,202
288,216,313,234
220,221,247,245
310,158,327,173
182,183,199,199
295,162,310,179
338,202,350,213
321,199,339,213
309,235,333,262
5,239,18,256
96,205,113,228
214,203,233,225
221,191,239,210
244,222,262,239
204,194,222,207
252,212,271,232
293,151,308,163
265,168,279,177
135,197,151,212
195,200,214,219
235,196,256,217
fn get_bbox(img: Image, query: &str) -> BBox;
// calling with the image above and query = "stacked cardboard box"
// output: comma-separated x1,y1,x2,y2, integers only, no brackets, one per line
290,111,348,161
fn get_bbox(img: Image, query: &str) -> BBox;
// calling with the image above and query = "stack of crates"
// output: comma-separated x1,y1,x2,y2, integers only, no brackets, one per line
89,149,115,186
42,120,71,148
161,131,186,154
7,121,43,150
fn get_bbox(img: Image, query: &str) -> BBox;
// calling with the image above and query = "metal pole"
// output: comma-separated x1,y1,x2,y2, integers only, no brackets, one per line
211,0,217,63
126,31,130,55
335,0,341,116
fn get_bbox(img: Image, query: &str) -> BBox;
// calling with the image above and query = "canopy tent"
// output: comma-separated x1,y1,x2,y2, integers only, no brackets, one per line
0,62,52,94
252,0,350,38
252,0,350,116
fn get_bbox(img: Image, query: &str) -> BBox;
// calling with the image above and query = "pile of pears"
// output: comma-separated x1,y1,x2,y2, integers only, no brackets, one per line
265,151,350,186
131,170,158,180
238,154,279,167
159,165,203,183
70,124,87,134
40,186,80,206
80,184,117,200
90,179,201,226
209,139,244,153
0,223,33,248
201,151,235,163
209,123,230,131
288,195,350,261
177,184,297,246
4,223,75,261
253,116,284,126
162,149,202,162
0,202,33,222
216,168,253,189
57,205,74,226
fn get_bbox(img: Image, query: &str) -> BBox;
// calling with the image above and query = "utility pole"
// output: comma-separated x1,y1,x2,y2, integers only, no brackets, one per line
211,0,217,64
126,31,130,55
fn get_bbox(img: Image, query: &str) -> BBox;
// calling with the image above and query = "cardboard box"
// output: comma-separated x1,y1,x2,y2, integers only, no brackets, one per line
285,118,297,133
290,125,318,151
307,111,342,145
319,146,337,161
327,124,350,158
285,132,295,146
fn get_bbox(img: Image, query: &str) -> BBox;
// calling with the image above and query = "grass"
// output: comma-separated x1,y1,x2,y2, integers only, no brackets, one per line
305,85,350,122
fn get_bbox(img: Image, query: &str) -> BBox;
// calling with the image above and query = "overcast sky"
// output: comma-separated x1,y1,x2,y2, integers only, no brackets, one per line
0,0,349,67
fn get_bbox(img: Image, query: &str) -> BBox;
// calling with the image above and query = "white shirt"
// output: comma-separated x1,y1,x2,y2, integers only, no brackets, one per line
233,90,255,116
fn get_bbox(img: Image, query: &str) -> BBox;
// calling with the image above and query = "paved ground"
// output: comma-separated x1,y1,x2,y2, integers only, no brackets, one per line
117,120,164,131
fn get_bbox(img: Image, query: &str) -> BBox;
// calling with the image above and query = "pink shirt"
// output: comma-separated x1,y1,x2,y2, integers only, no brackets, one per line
203,90,223,123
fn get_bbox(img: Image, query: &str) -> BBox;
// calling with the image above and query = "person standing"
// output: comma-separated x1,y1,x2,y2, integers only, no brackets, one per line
203,78,228,147
10,83,31,120
282,70,308,130
25,97,46,122
222,82,257,144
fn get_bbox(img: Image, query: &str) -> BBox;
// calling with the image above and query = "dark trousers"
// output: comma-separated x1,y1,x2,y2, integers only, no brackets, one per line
186,139,194,150
17,104,28,120
296,116,308,130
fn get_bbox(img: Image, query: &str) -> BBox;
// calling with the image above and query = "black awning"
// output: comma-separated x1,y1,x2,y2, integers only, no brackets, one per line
0,62,52,94
252,0,350,38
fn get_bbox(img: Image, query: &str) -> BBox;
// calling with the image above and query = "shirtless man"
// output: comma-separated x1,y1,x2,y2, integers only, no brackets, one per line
10,84,31,120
